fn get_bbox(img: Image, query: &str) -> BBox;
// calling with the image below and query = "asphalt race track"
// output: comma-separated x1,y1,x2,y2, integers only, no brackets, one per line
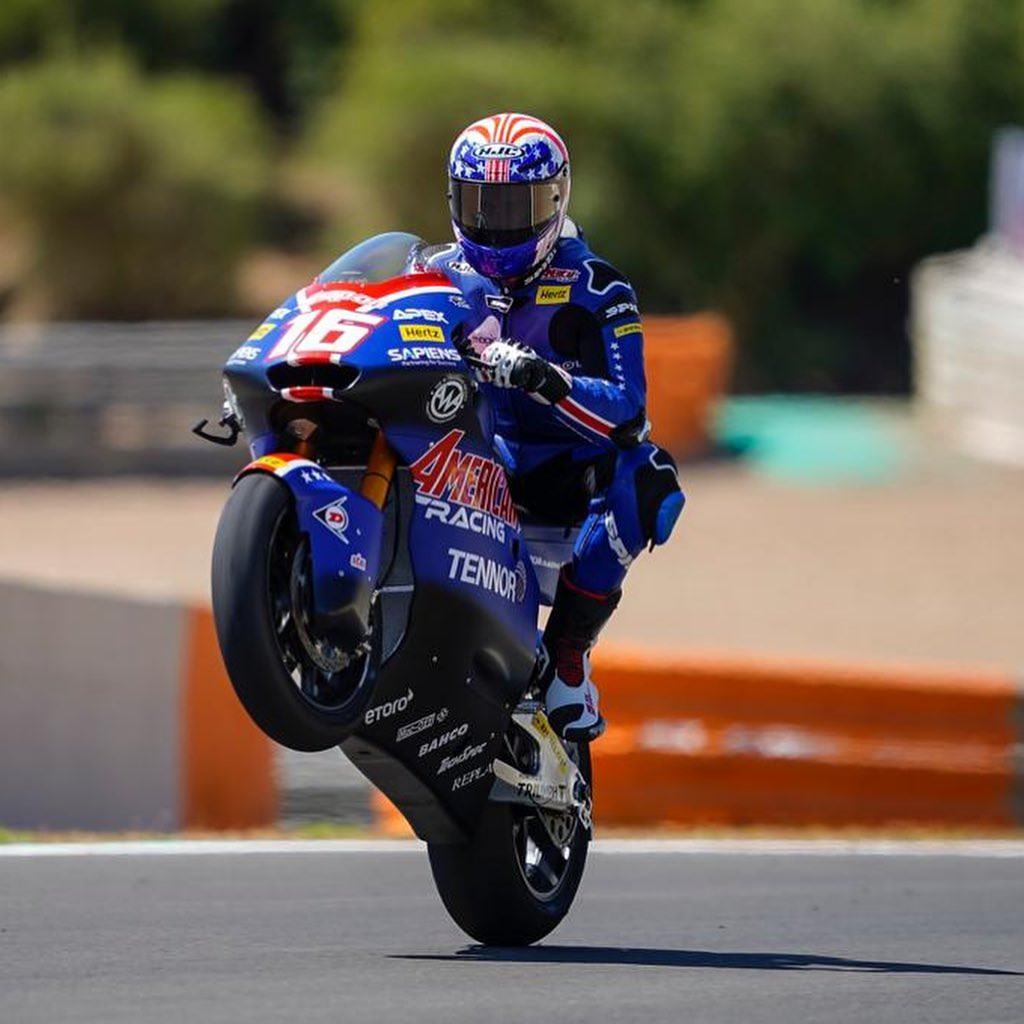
1,840,1021,1024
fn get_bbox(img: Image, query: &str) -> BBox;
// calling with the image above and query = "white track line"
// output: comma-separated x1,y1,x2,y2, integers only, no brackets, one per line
0,838,1023,858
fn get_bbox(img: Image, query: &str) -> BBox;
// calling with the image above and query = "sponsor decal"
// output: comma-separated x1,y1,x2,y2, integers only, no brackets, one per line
364,688,414,726
417,495,506,542
399,323,445,343
452,763,491,791
604,300,640,321
447,548,521,603
248,323,275,341
613,321,643,338
514,560,528,602
410,429,519,530
485,293,514,313
536,284,570,305
473,142,524,160
349,552,367,571
605,511,634,568
449,260,475,275
449,294,471,309
228,345,261,363
542,267,581,283
269,306,292,321
396,708,448,743
387,346,461,366
313,496,350,543
426,377,470,423
530,553,563,571
515,778,570,804
532,711,570,773
438,741,487,775
251,455,289,471
418,722,469,757
304,286,368,306
393,308,447,323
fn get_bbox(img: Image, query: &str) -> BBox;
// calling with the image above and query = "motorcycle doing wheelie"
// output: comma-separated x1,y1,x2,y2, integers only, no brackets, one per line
198,233,593,945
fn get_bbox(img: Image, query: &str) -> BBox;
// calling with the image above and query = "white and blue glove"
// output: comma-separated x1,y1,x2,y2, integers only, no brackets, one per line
478,339,571,405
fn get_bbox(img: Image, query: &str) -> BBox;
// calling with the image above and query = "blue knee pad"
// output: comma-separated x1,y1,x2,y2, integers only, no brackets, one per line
572,443,684,593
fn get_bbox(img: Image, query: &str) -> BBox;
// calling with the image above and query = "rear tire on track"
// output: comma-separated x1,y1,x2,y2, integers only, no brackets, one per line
427,745,591,945
211,472,378,752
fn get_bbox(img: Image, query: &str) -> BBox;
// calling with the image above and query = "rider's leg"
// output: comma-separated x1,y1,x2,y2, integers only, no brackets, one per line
540,443,684,740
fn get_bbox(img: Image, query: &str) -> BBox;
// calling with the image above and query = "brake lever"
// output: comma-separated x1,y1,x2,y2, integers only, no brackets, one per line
192,413,242,447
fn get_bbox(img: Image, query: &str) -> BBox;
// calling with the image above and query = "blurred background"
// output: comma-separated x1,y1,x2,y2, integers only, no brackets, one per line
0,0,1022,833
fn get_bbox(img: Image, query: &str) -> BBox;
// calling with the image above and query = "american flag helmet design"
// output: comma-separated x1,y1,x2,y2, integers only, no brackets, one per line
449,113,569,185
448,113,571,280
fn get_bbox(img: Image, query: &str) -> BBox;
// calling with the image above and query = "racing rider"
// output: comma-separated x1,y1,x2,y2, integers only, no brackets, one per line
429,113,684,742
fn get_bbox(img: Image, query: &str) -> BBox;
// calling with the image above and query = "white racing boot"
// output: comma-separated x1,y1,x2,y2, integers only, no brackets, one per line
538,569,621,742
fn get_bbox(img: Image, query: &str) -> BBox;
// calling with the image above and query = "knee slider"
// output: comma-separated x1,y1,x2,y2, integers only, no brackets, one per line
634,446,684,546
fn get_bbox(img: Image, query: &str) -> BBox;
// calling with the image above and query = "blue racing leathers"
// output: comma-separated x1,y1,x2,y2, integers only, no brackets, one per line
429,225,684,595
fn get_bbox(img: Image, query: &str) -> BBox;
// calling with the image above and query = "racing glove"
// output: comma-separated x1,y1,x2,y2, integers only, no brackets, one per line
478,339,571,405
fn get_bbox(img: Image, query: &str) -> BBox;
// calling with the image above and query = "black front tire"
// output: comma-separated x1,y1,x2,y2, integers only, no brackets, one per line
427,745,591,945
211,472,378,752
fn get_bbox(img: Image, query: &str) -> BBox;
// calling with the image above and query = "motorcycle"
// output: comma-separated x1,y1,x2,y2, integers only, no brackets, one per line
197,232,593,945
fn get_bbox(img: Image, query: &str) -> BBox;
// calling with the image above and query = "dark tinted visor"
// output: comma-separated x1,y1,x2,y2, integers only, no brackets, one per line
449,180,564,247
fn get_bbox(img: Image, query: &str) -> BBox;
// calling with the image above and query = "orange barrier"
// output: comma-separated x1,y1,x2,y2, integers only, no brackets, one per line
373,646,1019,834
591,648,1018,828
181,607,276,829
643,314,733,457
175,606,1017,833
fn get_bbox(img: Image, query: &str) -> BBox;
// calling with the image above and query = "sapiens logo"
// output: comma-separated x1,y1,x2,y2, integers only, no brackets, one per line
473,143,524,160
426,377,469,424
418,722,469,758
364,688,413,725
387,346,461,366
437,741,487,775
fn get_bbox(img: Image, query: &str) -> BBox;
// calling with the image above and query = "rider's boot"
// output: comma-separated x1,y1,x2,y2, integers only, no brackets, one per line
538,568,621,742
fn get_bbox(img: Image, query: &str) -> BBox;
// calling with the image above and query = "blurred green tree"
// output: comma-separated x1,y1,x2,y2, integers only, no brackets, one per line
0,52,270,317
302,0,1024,391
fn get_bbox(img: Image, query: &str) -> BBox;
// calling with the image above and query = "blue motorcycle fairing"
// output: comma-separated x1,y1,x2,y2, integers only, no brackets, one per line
223,273,476,459
236,454,384,638
385,423,541,658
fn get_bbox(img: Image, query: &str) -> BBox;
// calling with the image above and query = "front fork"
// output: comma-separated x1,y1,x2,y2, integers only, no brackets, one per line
360,429,398,510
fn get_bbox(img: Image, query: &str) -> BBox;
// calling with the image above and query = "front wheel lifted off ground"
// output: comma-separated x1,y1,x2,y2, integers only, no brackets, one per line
211,472,378,752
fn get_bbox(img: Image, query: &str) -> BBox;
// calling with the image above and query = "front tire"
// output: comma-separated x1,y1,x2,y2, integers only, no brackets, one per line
427,744,591,945
211,472,378,752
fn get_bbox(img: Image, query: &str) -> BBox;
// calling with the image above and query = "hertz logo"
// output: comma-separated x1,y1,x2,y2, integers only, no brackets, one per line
536,285,571,305
399,324,445,342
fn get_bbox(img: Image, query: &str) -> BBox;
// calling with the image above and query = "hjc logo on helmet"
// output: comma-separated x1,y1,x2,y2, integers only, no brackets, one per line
449,112,571,281
473,143,524,160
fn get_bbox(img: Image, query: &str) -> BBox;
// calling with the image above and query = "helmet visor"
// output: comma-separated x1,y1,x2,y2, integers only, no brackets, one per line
449,180,564,248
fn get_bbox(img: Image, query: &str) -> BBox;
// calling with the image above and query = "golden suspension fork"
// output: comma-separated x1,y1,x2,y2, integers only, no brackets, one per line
361,429,398,509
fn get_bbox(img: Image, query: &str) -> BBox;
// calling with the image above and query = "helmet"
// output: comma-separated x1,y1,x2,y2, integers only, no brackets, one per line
448,113,571,281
